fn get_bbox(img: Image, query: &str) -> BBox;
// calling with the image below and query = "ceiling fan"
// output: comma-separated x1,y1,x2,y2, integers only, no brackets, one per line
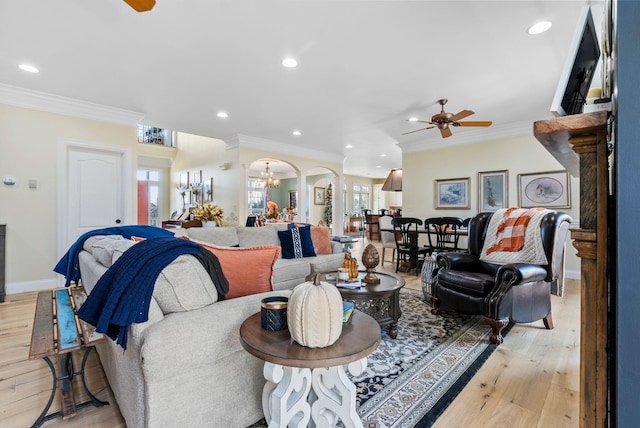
124,0,155,12
402,99,493,139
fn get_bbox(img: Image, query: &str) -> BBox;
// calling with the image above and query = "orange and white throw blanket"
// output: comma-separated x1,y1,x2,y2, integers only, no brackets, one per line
480,207,550,265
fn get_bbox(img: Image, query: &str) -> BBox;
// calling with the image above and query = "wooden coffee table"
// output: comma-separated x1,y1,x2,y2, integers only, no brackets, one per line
240,311,380,428
329,270,405,339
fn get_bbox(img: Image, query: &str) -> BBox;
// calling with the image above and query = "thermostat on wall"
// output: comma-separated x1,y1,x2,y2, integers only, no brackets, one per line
2,177,16,186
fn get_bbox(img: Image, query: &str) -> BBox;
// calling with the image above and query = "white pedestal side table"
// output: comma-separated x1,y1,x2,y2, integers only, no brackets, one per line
240,310,380,428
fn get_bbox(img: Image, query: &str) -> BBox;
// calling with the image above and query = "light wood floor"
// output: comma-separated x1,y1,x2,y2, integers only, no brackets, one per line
0,239,579,427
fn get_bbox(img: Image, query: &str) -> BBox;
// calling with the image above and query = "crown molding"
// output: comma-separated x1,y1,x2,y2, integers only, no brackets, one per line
0,83,145,125
398,120,534,153
226,134,344,164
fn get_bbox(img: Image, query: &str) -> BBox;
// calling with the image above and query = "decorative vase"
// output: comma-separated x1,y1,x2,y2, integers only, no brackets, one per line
202,220,218,227
287,273,343,348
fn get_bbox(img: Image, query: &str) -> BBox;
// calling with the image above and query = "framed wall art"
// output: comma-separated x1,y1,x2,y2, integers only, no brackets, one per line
314,187,325,205
435,177,470,209
478,170,508,212
518,170,571,208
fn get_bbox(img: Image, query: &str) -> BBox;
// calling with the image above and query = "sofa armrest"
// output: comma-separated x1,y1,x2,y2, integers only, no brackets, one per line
138,290,292,382
331,241,343,254
435,252,481,271
496,263,548,286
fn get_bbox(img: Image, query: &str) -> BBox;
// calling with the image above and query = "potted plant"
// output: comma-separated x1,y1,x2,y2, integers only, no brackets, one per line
193,203,224,227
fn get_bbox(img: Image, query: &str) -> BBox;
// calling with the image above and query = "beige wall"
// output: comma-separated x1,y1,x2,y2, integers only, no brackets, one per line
402,134,580,275
0,101,580,291
0,104,175,291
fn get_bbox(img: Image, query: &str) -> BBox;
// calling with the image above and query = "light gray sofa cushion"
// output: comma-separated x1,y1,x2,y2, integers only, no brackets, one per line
272,258,311,290
90,236,136,267
236,224,287,248
178,226,240,247
308,252,348,273
152,255,219,314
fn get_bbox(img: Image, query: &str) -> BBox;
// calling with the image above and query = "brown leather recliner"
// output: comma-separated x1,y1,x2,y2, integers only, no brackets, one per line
431,210,572,344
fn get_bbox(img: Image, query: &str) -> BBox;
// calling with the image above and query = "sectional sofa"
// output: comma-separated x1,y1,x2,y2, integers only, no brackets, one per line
77,224,345,427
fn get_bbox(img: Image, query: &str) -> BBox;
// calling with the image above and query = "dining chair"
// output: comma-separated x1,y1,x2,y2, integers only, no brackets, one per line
423,217,464,254
362,209,380,241
391,217,430,276
378,215,395,266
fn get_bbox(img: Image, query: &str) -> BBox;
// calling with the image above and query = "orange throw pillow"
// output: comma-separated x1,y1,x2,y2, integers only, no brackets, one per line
192,240,280,299
310,226,332,255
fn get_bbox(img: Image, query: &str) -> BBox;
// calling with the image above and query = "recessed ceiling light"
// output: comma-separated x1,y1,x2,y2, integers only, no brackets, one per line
292,130,301,136
281,57,298,68
408,117,419,122
376,165,381,168
18,64,39,73
527,21,552,35
345,145,353,149
217,111,228,118
380,154,387,157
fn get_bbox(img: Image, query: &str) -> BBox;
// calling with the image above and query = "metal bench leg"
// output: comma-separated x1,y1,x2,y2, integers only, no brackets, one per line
31,357,57,428
79,347,109,407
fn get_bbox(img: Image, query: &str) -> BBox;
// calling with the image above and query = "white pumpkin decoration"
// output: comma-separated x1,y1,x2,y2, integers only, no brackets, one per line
288,273,344,348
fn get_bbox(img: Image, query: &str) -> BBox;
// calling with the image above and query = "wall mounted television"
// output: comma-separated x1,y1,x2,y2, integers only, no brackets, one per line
550,5,601,117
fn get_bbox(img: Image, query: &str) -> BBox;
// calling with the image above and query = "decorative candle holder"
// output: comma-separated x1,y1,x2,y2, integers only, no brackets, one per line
361,243,380,284
261,296,289,331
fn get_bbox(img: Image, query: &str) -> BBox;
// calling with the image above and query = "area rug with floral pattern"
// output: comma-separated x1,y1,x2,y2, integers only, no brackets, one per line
249,288,510,428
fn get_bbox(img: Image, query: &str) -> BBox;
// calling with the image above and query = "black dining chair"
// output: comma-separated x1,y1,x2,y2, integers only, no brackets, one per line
245,216,257,227
423,217,465,254
391,217,430,276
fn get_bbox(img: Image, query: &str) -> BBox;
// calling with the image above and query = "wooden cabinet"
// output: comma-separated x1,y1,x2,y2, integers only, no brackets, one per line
534,111,609,428
0,224,5,303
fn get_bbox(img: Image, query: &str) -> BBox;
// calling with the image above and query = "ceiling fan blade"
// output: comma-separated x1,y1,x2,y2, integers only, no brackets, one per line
402,126,435,135
405,120,434,125
124,0,156,11
440,127,453,138
448,110,474,122
455,121,493,127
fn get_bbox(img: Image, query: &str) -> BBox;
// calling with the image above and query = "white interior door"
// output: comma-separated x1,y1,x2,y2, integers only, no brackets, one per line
62,144,127,253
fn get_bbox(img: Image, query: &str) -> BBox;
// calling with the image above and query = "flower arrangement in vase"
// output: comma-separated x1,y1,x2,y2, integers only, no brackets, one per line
193,203,224,226
264,201,280,220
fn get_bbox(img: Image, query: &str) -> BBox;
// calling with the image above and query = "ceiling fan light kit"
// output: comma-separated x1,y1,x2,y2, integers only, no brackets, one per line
124,0,156,12
403,98,492,139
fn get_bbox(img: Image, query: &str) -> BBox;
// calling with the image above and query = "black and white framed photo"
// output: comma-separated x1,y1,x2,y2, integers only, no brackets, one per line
314,187,325,205
518,170,571,208
478,170,508,212
435,177,470,209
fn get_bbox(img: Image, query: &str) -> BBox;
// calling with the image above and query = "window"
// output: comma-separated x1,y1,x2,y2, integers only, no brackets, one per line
248,179,266,215
137,125,175,147
353,184,370,213
137,169,161,226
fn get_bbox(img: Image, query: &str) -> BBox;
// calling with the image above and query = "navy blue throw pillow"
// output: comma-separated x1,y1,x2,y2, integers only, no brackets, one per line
279,224,316,259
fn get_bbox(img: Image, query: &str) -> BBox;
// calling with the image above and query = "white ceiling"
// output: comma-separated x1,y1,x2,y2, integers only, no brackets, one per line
0,0,604,178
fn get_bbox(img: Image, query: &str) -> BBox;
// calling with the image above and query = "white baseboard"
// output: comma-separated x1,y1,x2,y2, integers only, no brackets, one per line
6,278,60,295
564,269,580,280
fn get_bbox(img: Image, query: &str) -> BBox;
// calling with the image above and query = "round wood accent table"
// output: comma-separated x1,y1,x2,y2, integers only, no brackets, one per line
240,310,380,428
331,270,406,339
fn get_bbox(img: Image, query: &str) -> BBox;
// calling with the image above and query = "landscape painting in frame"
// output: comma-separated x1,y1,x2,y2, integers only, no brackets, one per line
518,170,571,208
435,177,470,209
314,187,325,205
478,170,508,212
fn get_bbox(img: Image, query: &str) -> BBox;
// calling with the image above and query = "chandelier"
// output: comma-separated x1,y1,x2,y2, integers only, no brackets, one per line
261,162,280,188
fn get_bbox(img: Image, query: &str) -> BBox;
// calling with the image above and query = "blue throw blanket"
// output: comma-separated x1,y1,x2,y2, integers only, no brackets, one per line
77,237,229,349
54,225,174,286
